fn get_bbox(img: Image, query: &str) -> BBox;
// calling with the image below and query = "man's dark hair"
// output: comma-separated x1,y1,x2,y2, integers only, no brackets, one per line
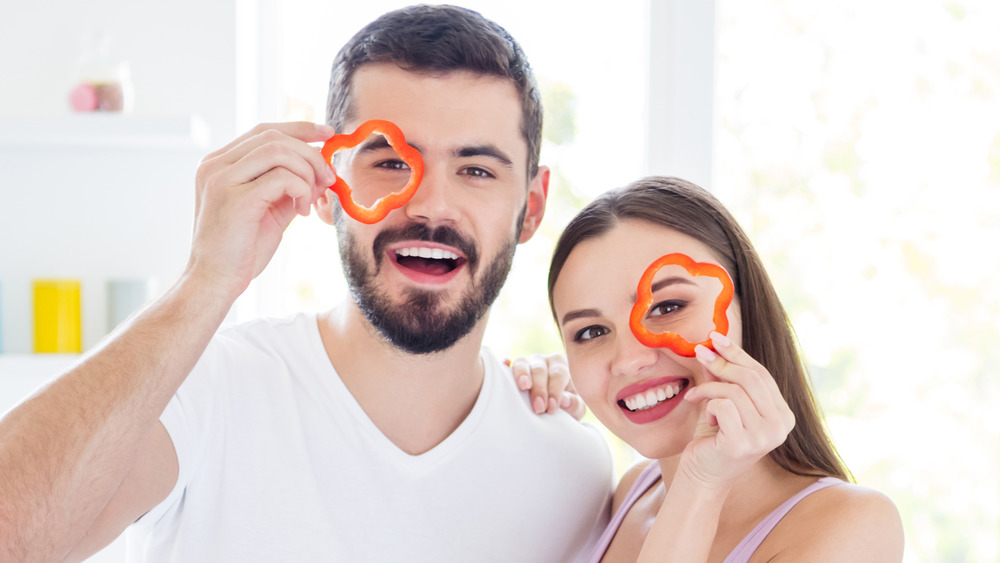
326,4,543,177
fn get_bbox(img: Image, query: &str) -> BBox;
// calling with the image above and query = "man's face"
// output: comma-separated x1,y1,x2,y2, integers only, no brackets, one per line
318,63,548,354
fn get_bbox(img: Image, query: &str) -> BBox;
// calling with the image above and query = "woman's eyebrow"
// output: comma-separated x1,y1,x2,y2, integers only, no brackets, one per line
629,275,700,302
560,308,601,327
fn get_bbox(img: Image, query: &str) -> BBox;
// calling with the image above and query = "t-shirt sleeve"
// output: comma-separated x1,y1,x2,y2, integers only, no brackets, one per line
134,335,226,526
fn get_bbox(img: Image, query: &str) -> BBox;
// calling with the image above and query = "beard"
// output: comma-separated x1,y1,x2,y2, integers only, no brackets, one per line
337,214,522,355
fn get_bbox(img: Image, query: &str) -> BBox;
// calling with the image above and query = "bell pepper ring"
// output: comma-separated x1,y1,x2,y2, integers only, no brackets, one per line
321,119,424,224
629,253,735,357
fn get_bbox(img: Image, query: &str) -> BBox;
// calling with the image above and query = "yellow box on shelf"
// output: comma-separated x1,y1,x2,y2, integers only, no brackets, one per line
33,279,82,354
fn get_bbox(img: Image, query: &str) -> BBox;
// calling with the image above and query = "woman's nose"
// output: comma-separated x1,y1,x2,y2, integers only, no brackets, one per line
609,330,660,378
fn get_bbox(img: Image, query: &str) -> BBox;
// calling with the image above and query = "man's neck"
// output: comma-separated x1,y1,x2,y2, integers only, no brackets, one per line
316,300,488,455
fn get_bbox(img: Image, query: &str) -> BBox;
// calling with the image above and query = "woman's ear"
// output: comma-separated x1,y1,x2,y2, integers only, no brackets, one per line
518,166,550,243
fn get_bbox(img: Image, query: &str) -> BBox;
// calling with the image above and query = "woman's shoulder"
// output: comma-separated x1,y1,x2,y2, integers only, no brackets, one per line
611,460,659,513
763,479,904,561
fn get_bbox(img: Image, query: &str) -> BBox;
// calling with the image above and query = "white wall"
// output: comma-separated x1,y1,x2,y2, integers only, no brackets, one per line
0,0,252,353
0,0,240,146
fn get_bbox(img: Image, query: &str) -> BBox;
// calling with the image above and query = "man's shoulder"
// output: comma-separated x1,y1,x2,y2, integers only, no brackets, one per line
198,312,324,374
479,347,611,455
217,312,317,342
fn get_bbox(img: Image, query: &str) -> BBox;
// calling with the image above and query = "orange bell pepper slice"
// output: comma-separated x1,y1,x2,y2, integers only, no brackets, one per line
629,253,735,357
321,119,424,224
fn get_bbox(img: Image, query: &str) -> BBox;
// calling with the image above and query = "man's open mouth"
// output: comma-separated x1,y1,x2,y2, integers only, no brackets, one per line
393,246,465,275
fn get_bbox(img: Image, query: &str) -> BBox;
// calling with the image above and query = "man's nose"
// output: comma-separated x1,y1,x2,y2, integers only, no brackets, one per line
402,162,460,224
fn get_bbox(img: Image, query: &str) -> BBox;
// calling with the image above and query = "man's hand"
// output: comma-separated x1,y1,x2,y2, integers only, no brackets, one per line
507,354,586,420
186,122,337,300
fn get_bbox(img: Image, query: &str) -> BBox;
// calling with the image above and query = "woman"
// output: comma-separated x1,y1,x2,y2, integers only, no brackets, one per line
547,176,903,562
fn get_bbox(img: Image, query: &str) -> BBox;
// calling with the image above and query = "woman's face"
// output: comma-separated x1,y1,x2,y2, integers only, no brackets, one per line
552,219,742,459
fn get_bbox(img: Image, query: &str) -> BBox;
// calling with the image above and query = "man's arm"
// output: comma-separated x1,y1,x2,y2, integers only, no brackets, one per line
0,122,336,561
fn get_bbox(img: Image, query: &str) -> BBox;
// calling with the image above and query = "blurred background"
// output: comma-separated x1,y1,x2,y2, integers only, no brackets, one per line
1,0,998,561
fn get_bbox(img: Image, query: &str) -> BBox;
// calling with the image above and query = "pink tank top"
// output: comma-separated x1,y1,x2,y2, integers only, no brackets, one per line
585,463,843,563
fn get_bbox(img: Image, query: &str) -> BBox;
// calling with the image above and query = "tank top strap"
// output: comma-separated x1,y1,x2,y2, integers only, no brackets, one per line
723,476,844,563
583,462,662,563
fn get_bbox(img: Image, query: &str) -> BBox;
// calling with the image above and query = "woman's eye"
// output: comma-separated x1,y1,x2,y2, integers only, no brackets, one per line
648,300,684,317
573,325,609,342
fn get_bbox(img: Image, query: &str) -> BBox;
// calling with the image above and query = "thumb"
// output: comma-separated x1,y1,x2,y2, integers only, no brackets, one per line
692,399,719,440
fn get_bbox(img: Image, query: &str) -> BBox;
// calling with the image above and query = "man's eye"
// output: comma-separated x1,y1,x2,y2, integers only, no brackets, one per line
648,300,684,317
574,325,609,342
462,166,494,179
376,159,409,171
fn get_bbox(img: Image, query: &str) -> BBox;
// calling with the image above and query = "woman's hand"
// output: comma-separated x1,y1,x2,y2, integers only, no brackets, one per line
681,331,795,489
506,354,587,419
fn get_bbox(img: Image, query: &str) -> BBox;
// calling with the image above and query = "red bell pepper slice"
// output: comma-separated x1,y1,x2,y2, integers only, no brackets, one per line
321,119,424,224
629,253,735,357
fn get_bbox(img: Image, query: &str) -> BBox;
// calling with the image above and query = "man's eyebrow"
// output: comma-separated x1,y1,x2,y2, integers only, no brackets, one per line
356,139,513,170
560,308,601,327
629,276,699,302
455,145,514,170
357,135,393,153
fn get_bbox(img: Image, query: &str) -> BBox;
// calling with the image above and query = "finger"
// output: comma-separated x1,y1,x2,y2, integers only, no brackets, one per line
237,138,328,190
559,392,587,421
252,166,317,219
545,355,571,414
508,357,533,392
206,122,335,162
527,355,551,414
707,396,788,458
206,125,337,197
687,380,763,435
706,398,742,439
709,332,780,397
693,379,794,448
245,167,316,225
694,340,781,417
210,143,322,216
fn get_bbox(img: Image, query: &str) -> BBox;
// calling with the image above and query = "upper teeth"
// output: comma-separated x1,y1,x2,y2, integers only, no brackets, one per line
623,383,683,412
396,247,459,260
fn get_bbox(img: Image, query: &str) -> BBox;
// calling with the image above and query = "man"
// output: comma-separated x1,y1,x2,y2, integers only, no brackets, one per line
0,5,612,562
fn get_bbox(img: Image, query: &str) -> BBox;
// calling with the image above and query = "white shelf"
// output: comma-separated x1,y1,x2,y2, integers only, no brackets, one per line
0,113,210,149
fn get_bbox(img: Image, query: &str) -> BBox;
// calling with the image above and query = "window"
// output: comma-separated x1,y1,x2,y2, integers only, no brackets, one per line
717,1,1000,560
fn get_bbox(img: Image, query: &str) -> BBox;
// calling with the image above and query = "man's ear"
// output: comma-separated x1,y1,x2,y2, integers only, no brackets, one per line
315,188,337,225
518,165,550,243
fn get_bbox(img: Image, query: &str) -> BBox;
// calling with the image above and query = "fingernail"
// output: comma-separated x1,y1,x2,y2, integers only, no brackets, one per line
548,397,558,413
695,344,717,364
560,394,571,408
316,123,336,135
710,331,730,349
533,396,546,414
518,375,531,390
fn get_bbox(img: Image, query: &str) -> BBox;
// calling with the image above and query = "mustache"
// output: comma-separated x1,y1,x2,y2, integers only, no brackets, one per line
372,223,479,269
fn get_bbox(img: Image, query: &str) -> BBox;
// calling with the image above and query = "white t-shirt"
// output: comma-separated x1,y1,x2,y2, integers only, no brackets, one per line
128,313,613,562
